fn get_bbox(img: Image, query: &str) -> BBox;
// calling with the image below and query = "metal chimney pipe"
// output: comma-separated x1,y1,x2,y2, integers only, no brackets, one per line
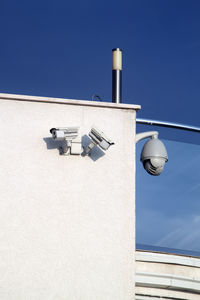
112,48,122,103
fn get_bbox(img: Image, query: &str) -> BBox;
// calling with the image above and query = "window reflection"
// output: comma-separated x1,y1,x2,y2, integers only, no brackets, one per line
136,124,200,255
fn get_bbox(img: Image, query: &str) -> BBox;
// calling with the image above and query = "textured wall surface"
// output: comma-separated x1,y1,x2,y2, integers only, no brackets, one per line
0,95,138,300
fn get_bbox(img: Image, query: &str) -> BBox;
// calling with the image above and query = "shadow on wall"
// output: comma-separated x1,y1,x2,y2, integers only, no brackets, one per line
81,135,105,161
43,137,65,155
43,135,105,162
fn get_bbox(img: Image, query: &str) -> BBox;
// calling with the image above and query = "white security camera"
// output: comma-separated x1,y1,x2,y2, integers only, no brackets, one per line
140,137,168,176
84,126,114,155
50,127,79,141
136,131,168,176
50,127,82,155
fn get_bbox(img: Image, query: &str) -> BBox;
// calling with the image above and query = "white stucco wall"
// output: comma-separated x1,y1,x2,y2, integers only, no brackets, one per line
0,94,139,300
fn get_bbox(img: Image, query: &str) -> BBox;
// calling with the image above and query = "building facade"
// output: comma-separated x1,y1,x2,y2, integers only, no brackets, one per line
0,93,139,299
1,93,199,300
136,250,200,300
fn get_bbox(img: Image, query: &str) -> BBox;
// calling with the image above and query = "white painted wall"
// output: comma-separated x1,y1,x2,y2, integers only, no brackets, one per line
0,94,139,300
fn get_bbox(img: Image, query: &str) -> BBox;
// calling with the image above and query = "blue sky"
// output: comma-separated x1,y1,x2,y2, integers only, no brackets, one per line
1,0,200,252
1,0,200,124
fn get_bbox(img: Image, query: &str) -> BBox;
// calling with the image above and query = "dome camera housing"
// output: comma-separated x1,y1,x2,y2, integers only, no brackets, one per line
140,138,168,176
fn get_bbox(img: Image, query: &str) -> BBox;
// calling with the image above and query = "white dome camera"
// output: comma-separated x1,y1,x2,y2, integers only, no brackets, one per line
140,138,168,176
136,131,168,176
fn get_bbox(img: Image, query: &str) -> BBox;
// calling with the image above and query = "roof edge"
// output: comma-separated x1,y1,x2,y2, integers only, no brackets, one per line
0,93,141,111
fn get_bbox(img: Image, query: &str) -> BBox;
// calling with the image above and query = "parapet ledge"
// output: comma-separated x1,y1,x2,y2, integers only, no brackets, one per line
0,93,141,111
